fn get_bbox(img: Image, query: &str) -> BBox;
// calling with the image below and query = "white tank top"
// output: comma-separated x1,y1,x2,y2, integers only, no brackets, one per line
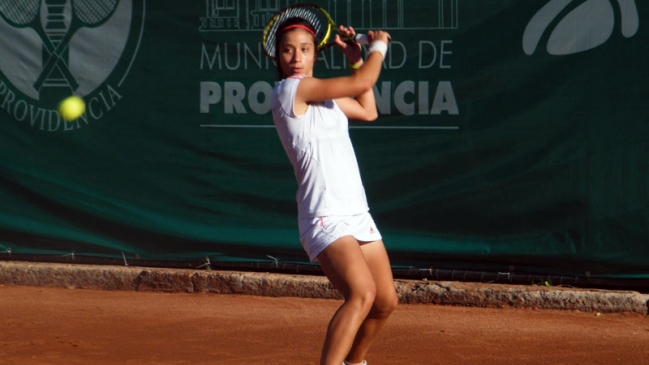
271,76,369,218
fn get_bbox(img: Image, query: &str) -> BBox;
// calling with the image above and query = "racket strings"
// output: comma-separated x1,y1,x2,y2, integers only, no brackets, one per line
285,8,326,36
0,0,40,24
72,0,119,24
263,7,329,58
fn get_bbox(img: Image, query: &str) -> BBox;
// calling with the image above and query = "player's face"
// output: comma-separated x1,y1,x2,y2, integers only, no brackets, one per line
278,29,316,78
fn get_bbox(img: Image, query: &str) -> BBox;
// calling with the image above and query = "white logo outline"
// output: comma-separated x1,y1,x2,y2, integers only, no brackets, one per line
523,0,639,56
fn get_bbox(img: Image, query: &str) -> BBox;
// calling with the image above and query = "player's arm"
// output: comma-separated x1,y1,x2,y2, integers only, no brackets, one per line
334,87,378,123
334,27,380,122
295,30,390,108
335,56,379,122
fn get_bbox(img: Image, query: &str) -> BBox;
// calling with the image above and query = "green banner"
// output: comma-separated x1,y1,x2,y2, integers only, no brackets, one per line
0,0,647,278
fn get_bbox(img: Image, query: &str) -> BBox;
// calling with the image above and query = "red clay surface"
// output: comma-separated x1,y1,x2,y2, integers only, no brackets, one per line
1,285,648,365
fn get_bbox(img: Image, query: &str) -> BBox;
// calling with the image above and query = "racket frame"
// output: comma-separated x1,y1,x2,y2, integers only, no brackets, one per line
262,3,364,58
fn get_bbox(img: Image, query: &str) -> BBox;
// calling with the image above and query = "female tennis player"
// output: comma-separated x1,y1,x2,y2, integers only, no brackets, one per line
269,17,397,365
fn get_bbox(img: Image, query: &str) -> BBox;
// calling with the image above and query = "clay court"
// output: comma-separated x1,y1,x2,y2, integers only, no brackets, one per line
2,284,648,365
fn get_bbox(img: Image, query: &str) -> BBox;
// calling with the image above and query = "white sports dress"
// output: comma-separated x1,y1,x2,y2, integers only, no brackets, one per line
271,76,381,261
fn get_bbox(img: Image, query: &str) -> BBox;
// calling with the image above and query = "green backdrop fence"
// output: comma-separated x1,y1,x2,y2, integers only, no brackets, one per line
1,0,647,281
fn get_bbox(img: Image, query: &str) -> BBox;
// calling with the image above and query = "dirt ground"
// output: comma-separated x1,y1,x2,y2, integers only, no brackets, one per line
1,285,648,365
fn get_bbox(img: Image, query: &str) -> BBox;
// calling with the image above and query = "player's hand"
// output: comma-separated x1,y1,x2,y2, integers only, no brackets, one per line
367,30,391,45
335,25,362,63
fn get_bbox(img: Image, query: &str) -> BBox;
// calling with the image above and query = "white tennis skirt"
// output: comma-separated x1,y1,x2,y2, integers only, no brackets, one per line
298,211,382,262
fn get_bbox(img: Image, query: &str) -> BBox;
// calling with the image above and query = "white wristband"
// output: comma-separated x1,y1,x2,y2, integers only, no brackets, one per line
368,40,388,59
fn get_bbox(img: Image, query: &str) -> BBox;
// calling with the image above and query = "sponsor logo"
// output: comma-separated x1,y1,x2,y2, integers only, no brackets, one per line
523,0,639,56
198,0,461,130
0,0,146,132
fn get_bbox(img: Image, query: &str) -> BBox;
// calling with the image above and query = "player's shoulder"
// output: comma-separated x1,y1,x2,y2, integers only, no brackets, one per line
275,75,304,89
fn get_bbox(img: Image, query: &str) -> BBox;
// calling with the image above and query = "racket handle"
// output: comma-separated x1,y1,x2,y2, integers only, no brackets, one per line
351,34,369,44
350,34,391,45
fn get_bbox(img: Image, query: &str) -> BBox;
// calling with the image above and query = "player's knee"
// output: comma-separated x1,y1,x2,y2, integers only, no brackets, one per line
372,292,398,318
361,286,378,313
349,285,377,315
385,292,399,314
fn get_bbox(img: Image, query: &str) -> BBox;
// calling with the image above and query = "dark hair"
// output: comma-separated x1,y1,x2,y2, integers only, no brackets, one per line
274,17,317,80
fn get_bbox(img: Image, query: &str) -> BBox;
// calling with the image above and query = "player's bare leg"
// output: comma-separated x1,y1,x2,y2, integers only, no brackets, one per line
345,240,398,364
317,236,378,365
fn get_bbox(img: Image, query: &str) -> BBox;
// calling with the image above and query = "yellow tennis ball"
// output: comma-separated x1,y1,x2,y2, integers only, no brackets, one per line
58,95,86,122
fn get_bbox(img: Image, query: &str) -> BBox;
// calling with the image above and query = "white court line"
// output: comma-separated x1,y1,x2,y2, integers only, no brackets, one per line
349,126,459,130
199,125,460,130
200,125,275,128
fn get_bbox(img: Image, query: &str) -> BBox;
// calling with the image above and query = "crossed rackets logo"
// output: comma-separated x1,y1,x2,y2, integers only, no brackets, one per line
0,0,119,96
0,0,144,131
523,0,639,55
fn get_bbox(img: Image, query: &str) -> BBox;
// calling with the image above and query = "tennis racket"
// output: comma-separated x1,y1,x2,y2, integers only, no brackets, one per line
261,3,369,59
